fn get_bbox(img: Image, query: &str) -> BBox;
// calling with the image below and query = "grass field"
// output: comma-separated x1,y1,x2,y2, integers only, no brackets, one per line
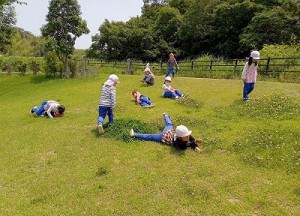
0,74,299,215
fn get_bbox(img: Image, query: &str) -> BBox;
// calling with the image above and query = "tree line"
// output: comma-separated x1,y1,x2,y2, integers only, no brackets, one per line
1,0,299,73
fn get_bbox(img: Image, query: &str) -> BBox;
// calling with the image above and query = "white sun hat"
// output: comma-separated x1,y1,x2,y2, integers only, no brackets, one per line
175,125,192,137
250,51,260,60
104,74,120,86
165,76,172,82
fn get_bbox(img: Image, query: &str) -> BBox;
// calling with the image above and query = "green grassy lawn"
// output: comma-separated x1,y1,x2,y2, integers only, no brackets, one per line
0,74,299,215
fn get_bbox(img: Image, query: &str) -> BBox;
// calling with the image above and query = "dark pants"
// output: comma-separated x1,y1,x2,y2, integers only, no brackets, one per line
98,106,114,125
243,82,255,99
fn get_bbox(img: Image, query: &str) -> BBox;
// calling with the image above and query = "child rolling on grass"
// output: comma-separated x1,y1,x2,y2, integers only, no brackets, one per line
130,113,202,152
131,91,154,108
97,74,119,135
162,76,188,99
241,50,260,100
30,100,65,119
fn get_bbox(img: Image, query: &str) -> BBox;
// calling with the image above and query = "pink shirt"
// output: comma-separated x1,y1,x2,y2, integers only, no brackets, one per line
241,62,258,83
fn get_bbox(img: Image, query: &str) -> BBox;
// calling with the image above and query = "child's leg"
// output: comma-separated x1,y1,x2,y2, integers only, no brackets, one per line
134,133,163,142
163,91,176,98
98,106,108,125
162,114,173,132
33,101,47,115
243,83,250,99
174,89,183,97
141,96,152,105
107,107,114,124
171,70,175,78
247,83,255,95
166,68,172,77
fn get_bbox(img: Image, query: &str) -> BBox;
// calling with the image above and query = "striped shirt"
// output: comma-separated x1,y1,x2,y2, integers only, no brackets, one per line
99,84,116,108
162,129,175,145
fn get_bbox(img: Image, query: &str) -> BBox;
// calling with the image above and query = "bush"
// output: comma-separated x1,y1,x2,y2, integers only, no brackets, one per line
44,52,63,78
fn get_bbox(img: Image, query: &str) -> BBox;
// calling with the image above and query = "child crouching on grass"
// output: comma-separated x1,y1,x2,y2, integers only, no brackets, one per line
132,91,154,108
97,74,119,135
30,100,65,119
130,113,202,152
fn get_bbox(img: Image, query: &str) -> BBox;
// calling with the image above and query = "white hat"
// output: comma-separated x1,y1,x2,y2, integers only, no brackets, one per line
250,51,260,60
104,74,119,86
165,76,172,82
144,68,151,72
175,125,192,137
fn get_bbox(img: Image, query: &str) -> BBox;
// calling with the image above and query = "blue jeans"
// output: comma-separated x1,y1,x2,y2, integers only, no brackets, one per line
163,90,183,98
140,95,153,107
98,106,114,125
135,115,173,142
166,68,175,78
33,101,47,116
243,82,255,99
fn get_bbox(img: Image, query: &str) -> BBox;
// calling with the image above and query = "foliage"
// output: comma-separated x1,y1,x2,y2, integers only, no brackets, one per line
44,51,63,77
0,3,16,53
41,0,89,77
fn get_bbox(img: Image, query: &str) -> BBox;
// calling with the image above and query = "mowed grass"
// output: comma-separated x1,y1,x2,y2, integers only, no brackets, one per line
0,74,299,215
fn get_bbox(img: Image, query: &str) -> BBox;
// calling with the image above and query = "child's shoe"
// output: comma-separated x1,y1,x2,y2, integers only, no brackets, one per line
30,106,37,114
130,129,135,137
175,96,179,100
98,125,104,135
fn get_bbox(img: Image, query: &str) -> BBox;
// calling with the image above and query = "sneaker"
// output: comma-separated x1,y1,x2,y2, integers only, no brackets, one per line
130,129,135,137
98,125,104,135
30,106,37,114
175,96,179,100
163,112,167,116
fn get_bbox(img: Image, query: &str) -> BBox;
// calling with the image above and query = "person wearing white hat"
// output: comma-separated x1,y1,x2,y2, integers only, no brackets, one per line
140,66,155,86
97,74,120,135
162,76,188,99
129,113,202,152
241,50,260,100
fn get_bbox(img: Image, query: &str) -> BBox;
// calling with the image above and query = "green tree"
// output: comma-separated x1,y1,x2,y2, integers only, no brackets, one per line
41,0,89,77
0,3,16,53
240,7,300,51
212,1,263,58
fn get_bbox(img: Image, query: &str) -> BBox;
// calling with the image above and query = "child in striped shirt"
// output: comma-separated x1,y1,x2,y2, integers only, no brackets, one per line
97,74,119,135
130,113,202,152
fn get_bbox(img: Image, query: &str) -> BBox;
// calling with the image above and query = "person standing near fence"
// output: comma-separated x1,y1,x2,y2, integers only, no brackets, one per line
166,53,179,78
241,50,260,100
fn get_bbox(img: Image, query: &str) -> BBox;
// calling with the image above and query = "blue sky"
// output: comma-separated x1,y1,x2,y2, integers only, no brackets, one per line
14,0,144,49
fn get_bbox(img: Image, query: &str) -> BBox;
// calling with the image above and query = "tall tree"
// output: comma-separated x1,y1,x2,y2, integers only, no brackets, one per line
0,2,16,53
41,0,89,77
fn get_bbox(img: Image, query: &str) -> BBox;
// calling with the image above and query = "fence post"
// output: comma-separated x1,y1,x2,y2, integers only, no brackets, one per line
209,59,213,78
126,58,131,74
234,59,238,75
265,57,271,76
191,60,194,70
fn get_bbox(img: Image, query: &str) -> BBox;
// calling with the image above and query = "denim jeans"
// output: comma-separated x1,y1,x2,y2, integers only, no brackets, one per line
98,106,114,125
134,115,173,142
140,95,153,107
33,101,47,116
166,68,175,78
243,82,255,99
163,89,183,98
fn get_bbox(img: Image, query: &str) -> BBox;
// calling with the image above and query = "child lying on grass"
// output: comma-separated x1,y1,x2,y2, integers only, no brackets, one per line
130,113,202,152
132,91,154,108
30,100,65,119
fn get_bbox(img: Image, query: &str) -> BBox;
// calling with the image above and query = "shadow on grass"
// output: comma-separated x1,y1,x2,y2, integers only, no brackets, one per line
30,75,52,84
169,147,186,156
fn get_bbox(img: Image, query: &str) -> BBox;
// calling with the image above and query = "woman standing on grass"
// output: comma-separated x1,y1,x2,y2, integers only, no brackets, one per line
241,50,260,100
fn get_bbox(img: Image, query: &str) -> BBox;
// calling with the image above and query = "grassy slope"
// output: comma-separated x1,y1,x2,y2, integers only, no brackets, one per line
0,74,299,215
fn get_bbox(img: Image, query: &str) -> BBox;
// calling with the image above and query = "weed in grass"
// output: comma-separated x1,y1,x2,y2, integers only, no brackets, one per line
233,94,299,120
294,187,300,196
232,128,300,173
176,97,203,109
103,118,156,142
96,167,108,177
